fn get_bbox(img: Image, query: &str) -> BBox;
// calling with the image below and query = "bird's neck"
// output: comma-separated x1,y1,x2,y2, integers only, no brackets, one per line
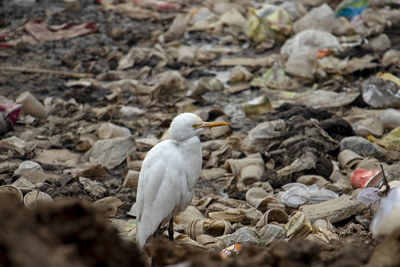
177,136,202,189
177,135,201,151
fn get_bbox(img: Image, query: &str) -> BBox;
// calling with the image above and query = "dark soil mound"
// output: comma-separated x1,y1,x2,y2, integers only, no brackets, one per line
0,198,144,267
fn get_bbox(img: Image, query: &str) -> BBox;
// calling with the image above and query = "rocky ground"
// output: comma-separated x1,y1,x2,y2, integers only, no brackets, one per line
1,0,400,266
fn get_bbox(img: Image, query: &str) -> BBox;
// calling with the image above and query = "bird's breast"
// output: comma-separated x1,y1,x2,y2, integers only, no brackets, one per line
180,137,202,190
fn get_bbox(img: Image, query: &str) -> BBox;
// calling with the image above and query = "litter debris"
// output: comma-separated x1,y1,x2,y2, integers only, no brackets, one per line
350,169,383,189
24,20,98,43
362,74,400,108
247,4,292,44
219,243,242,259
277,183,338,208
1,0,400,265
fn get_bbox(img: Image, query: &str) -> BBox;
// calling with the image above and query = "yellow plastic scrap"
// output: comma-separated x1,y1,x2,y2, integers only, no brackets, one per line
367,126,400,151
247,5,292,44
250,62,288,89
376,72,400,87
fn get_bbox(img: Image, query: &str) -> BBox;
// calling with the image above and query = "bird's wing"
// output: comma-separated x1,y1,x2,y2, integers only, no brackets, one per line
135,140,185,222
136,140,190,248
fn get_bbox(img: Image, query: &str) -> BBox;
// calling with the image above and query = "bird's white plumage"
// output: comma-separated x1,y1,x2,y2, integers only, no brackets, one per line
135,113,203,249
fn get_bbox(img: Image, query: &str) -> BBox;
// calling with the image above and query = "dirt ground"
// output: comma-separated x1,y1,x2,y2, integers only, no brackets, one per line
1,0,400,266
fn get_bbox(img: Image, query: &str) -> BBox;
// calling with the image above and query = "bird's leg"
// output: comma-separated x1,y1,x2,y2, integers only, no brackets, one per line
168,218,174,240
153,226,163,238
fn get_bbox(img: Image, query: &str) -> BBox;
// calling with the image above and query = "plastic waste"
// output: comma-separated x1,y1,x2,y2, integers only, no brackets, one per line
280,29,340,79
229,66,253,84
225,154,265,185
219,243,242,259
335,0,369,21
340,136,387,160
192,7,215,24
250,62,298,90
92,197,123,217
338,150,363,169
281,29,340,57
64,0,80,12
247,4,292,44
382,49,400,67
258,224,286,246
219,8,248,34
376,72,400,86
12,177,36,192
356,187,380,205
293,3,335,33
361,75,400,108
186,219,232,240
83,136,136,170
218,227,260,247
350,169,383,189
0,103,21,134
285,211,312,239
368,34,391,53
177,45,194,65
355,117,384,137
277,183,338,208
256,208,289,228
98,123,131,139
123,170,139,188
164,10,195,41
0,185,23,204
367,126,400,151
278,183,309,208
245,187,272,212
371,186,400,235
16,91,48,119
242,120,286,152
380,108,400,130
0,136,28,157
241,95,272,116
14,160,42,176
308,184,340,203
24,191,53,208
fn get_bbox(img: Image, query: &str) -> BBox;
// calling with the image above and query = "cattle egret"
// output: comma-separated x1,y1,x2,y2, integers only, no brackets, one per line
133,113,230,249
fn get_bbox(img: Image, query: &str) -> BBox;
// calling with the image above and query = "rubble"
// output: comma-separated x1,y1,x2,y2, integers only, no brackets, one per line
1,0,400,265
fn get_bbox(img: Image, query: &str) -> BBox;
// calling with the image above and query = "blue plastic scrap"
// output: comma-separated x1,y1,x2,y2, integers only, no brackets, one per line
335,0,369,20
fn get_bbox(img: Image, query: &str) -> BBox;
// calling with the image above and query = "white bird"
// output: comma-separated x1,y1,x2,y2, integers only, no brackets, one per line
131,113,229,250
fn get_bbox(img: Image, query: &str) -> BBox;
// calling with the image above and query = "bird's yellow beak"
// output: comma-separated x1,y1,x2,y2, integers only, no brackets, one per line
195,121,230,129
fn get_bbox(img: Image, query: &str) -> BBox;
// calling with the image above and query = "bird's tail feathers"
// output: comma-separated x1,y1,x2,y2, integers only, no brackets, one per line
136,219,157,250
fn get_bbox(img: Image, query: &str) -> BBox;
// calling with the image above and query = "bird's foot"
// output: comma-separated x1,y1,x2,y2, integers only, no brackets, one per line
168,218,174,240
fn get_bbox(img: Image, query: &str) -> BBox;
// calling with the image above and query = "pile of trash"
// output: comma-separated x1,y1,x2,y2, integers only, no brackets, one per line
2,0,400,266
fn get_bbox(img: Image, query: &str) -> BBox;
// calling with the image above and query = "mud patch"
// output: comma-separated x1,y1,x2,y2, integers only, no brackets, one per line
40,179,136,217
0,198,145,266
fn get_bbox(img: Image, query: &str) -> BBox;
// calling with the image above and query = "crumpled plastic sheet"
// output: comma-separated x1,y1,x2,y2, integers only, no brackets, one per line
357,187,380,205
277,183,338,208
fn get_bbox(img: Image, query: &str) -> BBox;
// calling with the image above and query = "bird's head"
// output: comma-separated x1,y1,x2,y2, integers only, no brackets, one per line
169,113,230,141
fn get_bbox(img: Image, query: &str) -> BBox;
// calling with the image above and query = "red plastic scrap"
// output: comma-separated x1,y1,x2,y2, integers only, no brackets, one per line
316,49,333,59
0,104,22,127
0,43,13,48
24,20,98,42
0,34,13,48
350,169,383,189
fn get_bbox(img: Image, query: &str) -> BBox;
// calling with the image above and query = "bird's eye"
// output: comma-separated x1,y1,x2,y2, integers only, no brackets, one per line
192,123,201,129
